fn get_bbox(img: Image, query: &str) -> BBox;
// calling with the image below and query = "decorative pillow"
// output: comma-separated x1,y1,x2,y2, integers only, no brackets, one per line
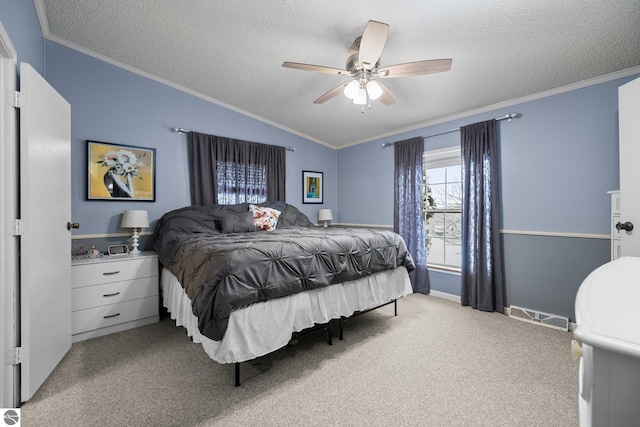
218,211,257,234
249,204,281,231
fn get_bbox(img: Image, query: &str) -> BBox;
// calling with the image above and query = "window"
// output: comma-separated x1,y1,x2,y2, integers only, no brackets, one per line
187,132,286,206
216,161,267,205
423,147,462,270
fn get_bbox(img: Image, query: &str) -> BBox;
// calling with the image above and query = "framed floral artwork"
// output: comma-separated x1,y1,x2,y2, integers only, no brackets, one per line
87,140,156,201
302,170,323,204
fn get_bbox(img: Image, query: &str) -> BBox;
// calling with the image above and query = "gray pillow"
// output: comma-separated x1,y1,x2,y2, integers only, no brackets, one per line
219,211,257,234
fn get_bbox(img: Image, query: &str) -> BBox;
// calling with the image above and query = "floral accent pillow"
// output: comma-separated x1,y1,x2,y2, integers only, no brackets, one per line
249,204,281,231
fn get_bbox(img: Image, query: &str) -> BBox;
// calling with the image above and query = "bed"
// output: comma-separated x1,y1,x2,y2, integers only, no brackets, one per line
151,201,415,384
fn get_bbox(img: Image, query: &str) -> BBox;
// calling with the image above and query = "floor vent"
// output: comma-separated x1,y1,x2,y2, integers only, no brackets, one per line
507,305,569,332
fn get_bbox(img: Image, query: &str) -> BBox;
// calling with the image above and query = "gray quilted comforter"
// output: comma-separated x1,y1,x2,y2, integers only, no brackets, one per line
152,203,415,341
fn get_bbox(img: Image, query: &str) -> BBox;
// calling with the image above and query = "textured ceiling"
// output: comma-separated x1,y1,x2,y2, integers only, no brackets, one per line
37,0,640,149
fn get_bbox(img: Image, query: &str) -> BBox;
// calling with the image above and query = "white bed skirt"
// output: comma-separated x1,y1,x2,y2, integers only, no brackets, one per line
161,266,413,364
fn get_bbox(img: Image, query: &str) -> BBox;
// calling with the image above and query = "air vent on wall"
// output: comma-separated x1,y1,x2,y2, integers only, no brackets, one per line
508,305,569,332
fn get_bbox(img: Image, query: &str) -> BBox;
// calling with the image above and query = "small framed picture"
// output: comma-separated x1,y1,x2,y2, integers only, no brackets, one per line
302,170,323,204
87,140,156,201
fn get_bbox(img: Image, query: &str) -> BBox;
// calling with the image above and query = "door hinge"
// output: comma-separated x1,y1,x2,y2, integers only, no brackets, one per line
12,219,26,236
5,347,28,365
7,90,25,108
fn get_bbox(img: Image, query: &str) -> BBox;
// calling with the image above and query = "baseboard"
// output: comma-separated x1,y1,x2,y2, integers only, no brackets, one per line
429,291,576,332
429,290,461,304
507,305,570,332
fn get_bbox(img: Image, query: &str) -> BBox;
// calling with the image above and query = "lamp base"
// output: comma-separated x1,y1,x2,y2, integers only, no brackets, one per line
130,228,141,253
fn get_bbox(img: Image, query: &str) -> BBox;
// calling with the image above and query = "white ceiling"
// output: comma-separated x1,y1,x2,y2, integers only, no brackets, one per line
37,0,640,149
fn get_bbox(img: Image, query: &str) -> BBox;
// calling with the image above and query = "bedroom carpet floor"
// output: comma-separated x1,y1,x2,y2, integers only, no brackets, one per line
21,293,579,426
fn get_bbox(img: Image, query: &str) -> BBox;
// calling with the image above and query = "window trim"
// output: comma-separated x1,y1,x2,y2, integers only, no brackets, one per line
423,146,461,168
427,264,462,275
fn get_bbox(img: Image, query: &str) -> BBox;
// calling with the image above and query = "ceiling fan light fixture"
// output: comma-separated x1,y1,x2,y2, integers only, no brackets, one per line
353,87,367,105
283,20,451,110
366,80,383,100
344,80,359,99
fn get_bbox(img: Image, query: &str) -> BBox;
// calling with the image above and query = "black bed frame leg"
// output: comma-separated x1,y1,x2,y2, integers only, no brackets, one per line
394,299,397,316
339,317,344,340
235,362,240,387
326,322,333,345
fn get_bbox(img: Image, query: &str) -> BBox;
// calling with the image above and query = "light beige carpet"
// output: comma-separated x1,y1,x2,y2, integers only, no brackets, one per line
21,294,579,426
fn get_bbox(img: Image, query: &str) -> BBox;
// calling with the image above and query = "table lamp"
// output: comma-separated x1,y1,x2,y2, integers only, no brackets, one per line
121,210,149,253
318,209,333,228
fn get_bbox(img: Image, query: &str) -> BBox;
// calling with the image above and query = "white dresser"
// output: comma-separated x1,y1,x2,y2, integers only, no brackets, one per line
71,251,159,342
574,257,640,426
609,190,621,260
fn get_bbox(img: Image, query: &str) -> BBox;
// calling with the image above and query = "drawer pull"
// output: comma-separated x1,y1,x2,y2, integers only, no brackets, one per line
102,271,121,275
103,292,121,297
103,313,121,319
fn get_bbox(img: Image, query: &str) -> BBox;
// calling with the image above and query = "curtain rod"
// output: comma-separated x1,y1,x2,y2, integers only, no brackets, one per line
381,113,520,148
171,127,296,152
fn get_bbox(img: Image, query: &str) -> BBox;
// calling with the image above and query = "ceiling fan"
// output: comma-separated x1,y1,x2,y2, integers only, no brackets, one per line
282,20,452,111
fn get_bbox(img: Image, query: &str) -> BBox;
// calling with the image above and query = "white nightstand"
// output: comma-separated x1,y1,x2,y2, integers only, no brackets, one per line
71,251,159,342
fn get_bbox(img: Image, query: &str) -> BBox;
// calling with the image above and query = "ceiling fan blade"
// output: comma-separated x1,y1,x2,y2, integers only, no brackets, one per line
377,59,452,78
375,81,397,106
282,62,350,75
313,81,350,104
358,21,389,70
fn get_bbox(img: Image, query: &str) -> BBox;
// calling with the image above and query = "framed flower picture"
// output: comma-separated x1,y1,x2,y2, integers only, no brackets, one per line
302,170,323,204
87,140,156,201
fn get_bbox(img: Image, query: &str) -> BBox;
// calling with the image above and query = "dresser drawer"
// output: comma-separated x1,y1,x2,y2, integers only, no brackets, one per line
612,213,621,236
72,256,158,288
72,277,158,311
72,296,159,335
611,191,621,214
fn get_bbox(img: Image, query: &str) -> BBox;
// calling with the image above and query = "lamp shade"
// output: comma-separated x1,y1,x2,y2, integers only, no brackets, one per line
366,80,383,100
318,209,333,222
353,88,367,105
121,210,149,228
343,80,359,99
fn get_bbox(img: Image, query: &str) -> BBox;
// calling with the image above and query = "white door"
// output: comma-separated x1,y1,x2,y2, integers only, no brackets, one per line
19,62,72,402
619,77,640,257
0,25,18,409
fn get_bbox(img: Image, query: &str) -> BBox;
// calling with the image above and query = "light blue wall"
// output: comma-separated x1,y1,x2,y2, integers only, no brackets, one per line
2,1,337,242
43,41,337,238
501,234,608,320
337,127,459,225
0,1,44,73
2,0,633,321
499,82,622,235
339,78,628,232
338,74,640,320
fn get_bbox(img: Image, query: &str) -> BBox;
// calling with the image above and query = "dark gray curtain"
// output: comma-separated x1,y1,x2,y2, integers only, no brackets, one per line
394,137,430,294
187,132,286,205
460,120,504,312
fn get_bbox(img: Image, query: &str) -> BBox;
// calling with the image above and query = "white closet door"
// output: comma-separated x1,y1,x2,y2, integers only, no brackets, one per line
619,77,640,257
19,62,72,402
